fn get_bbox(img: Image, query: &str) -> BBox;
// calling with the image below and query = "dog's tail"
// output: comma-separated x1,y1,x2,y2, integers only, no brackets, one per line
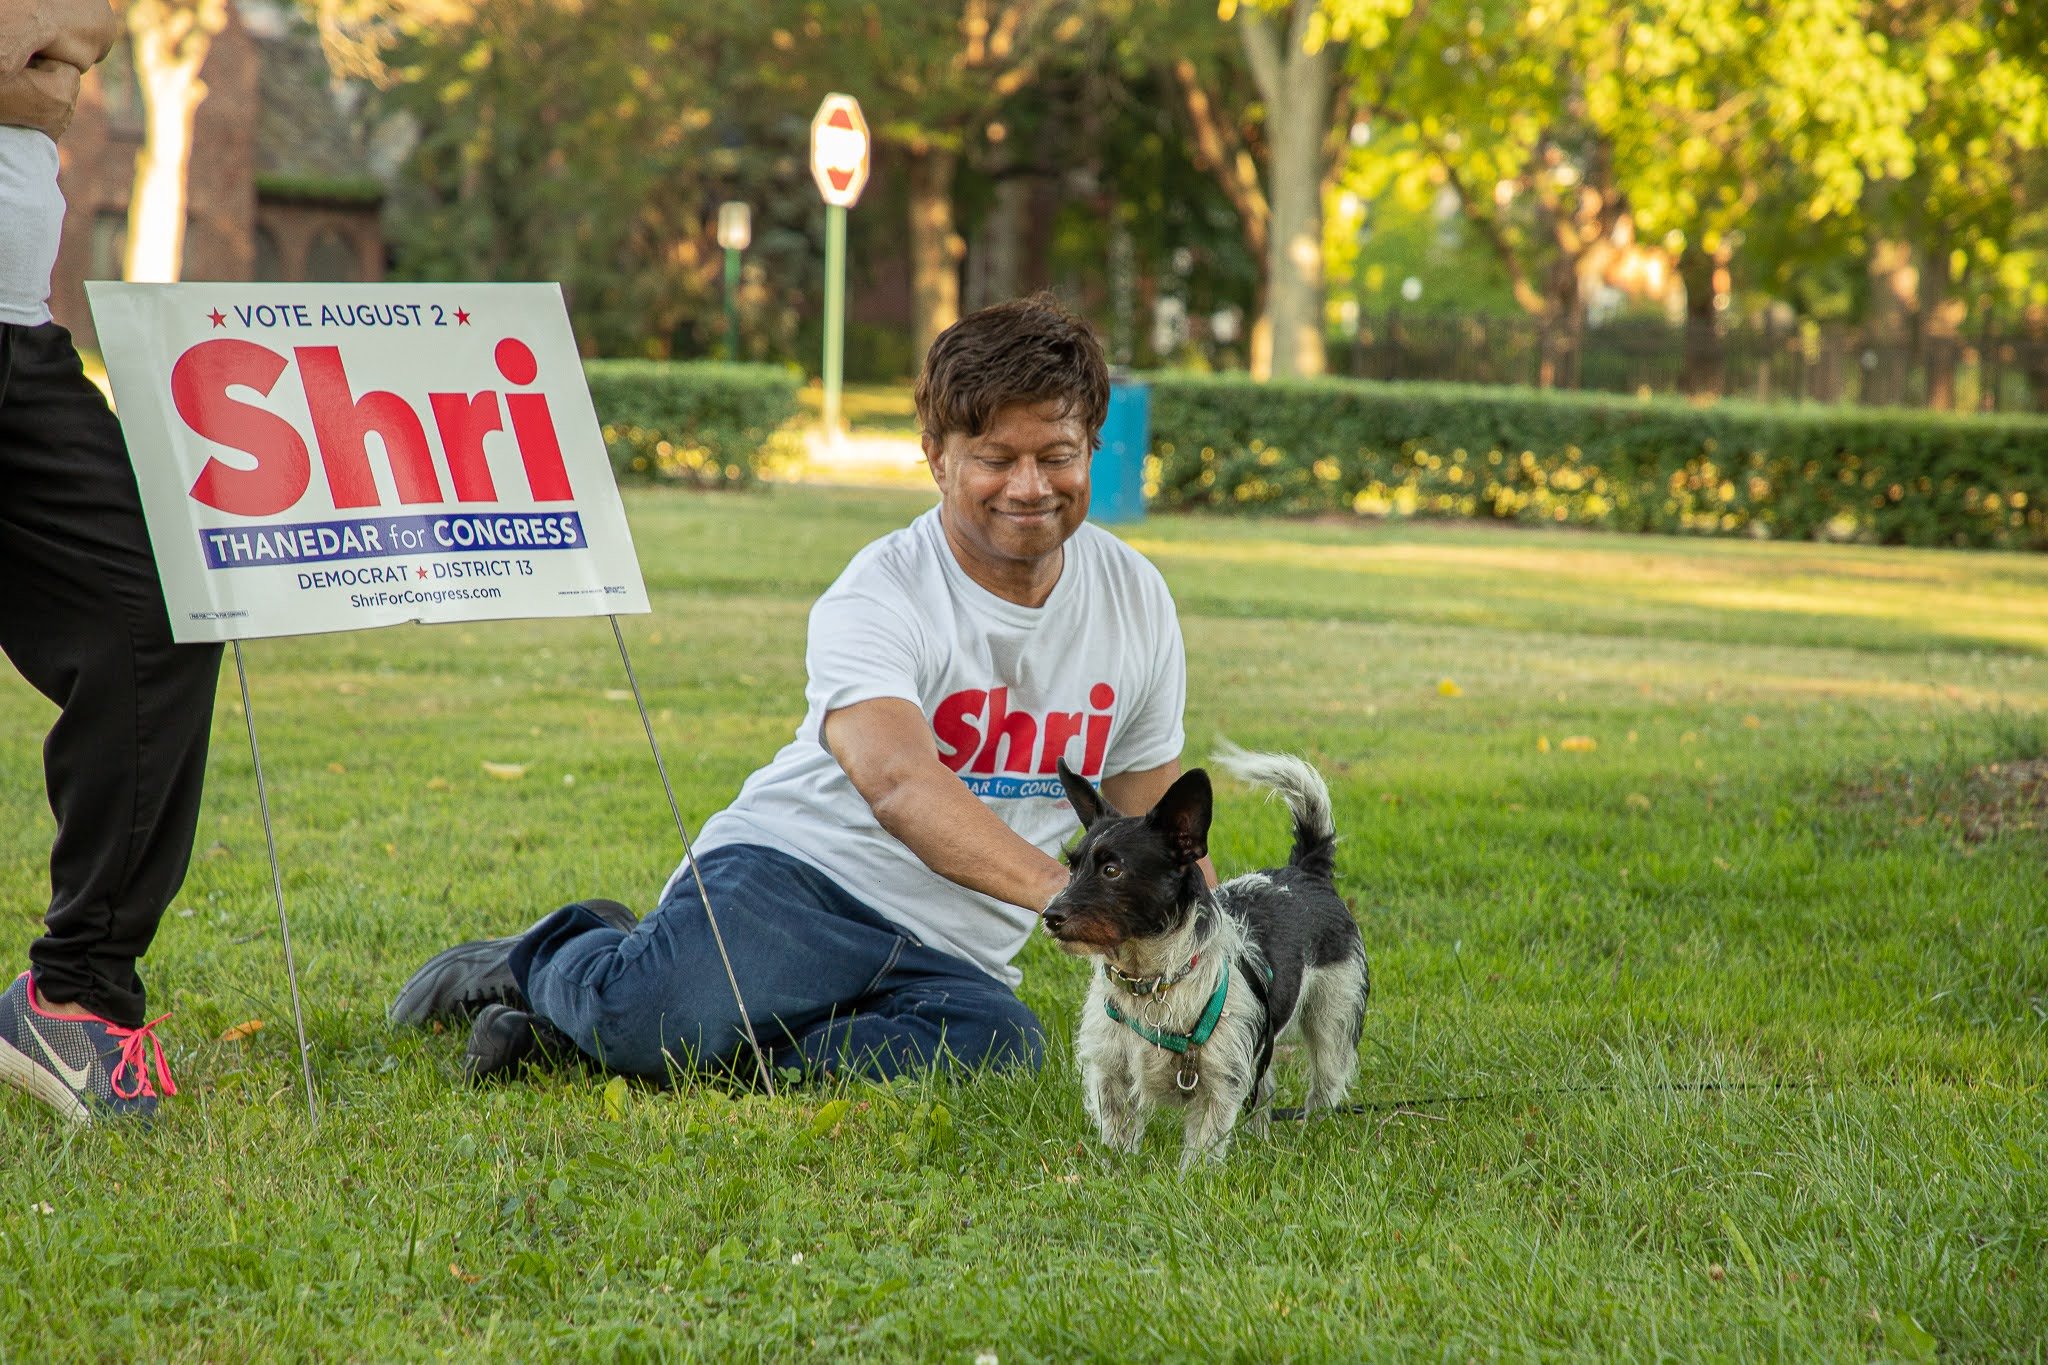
1210,738,1338,883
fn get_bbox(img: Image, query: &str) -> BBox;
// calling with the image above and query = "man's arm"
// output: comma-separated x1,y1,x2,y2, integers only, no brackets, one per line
824,702,1217,911
1097,761,1181,822
823,697,1073,916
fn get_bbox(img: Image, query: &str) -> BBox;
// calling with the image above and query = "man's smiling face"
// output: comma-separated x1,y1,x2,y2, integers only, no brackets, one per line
924,399,1091,606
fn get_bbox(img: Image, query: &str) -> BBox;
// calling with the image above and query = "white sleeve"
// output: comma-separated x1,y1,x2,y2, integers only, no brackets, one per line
1104,569,1187,777
804,588,928,716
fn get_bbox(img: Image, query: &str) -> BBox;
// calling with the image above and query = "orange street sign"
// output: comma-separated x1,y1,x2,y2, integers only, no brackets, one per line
810,93,871,209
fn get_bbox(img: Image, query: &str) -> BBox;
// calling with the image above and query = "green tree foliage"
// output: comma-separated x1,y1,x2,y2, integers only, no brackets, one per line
318,0,2047,393
1339,0,1639,382
1159,0,1417,378
1853,2,2048,403
974,0,1267,368
1338,0,2048,397
1324,184,1521,320
774,0,1088,360
1005,42,1262,368
369,0,819,358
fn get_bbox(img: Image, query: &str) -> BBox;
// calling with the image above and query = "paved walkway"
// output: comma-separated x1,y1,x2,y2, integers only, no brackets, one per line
783,427,930,489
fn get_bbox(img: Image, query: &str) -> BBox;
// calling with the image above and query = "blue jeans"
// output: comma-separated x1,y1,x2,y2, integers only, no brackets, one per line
507,844,1043,1082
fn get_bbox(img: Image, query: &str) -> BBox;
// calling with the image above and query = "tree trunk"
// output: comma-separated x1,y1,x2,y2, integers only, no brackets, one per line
1537,256,1582,389
1171,57,1269,264
1679,243,1724,397
908,145,963,366
1241,1,1334,380
1920,244,1963,412
1863,235,1918,407
966,174,1030,312
2022,305,2048,413
123,0,228,283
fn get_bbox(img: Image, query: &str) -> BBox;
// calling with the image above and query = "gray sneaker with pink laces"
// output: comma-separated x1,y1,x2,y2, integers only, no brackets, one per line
0,972,175,1122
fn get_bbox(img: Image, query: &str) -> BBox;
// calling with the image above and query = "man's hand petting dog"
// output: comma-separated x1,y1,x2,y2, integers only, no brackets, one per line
1044,744,1370,1171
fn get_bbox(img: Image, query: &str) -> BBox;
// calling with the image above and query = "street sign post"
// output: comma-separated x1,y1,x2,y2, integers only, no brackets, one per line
809,93,869,439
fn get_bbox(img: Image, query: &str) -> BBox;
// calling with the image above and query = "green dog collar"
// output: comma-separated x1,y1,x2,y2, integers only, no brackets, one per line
1103,960,1230,1054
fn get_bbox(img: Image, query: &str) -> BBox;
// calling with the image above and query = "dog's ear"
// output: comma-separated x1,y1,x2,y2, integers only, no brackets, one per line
1146,767,1212,866
1057,758,1111,829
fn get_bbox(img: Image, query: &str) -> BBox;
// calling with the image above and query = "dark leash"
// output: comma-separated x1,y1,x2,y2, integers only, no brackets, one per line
1270,1077,1825,1123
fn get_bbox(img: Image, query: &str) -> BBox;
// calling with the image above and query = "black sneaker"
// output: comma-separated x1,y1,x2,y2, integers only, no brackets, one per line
463,1004,581,1082
0,971,175,1123
387,898,638,1027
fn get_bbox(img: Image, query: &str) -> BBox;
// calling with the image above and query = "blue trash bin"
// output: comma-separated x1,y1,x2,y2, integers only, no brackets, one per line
1092,378,1150,525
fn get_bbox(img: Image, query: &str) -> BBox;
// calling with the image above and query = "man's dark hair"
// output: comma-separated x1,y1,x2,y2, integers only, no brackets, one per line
914,292,1111,451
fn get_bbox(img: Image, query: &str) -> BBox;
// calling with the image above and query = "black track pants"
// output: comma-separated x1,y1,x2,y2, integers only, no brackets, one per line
0,321,222,1027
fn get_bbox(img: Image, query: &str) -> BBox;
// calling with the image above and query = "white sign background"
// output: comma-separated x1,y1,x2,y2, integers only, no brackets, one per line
88,282,650,642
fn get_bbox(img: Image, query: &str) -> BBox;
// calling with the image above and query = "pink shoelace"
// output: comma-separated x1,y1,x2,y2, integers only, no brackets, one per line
107,1014,177,1100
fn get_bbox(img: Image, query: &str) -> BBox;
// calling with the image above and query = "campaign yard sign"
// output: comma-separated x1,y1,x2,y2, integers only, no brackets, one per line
87,283,650,642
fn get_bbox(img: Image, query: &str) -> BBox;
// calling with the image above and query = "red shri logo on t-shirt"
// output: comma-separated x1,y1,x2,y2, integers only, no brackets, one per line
932,683,1115,798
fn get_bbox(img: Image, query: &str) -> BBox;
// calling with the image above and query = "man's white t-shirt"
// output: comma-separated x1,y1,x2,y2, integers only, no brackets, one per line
674,506,1187,986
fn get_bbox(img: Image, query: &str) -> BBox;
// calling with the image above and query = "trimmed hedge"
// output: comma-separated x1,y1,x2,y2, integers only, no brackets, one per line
252,172,385,206
1145,373,2048,550
583,360,803,489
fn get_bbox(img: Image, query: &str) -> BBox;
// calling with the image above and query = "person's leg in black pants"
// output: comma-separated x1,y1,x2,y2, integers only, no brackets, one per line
0,321,223,1028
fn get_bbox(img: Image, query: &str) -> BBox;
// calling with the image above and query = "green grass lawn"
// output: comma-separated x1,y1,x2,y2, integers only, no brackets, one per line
3,487,2045,1360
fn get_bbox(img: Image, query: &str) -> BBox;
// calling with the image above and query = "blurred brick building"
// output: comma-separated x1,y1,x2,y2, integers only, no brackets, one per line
52,1,385,350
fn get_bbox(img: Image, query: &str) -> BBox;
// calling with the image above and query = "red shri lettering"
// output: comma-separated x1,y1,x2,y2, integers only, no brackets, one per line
297,345,444,507
173,336,578,516
171,339,312,518
932,683,1118,777
975,687,1038,773
496,339,573,501
933,689,988,772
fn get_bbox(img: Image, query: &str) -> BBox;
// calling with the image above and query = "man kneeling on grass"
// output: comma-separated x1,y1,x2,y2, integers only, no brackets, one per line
391,294,1195,1084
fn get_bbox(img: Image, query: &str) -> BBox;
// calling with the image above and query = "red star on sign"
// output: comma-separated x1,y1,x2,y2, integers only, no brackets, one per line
416,567,427,579
454,308,471,325
207,309,226,327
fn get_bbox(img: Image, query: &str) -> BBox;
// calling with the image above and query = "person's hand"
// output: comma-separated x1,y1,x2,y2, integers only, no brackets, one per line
2,0,118,78
34,0,118,72
0,58,83,138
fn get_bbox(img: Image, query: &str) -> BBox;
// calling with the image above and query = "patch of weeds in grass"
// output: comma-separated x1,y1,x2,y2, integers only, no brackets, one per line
1842,705,2048,849
1983,702,2048,762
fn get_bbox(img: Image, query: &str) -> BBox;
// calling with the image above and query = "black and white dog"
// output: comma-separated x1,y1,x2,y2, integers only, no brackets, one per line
1046,743,1369,1169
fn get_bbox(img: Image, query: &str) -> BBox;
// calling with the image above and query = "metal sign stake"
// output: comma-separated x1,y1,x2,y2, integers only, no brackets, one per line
231,641,319,1126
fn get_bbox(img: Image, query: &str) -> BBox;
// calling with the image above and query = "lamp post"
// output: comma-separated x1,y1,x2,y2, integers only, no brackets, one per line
716,201,751,362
